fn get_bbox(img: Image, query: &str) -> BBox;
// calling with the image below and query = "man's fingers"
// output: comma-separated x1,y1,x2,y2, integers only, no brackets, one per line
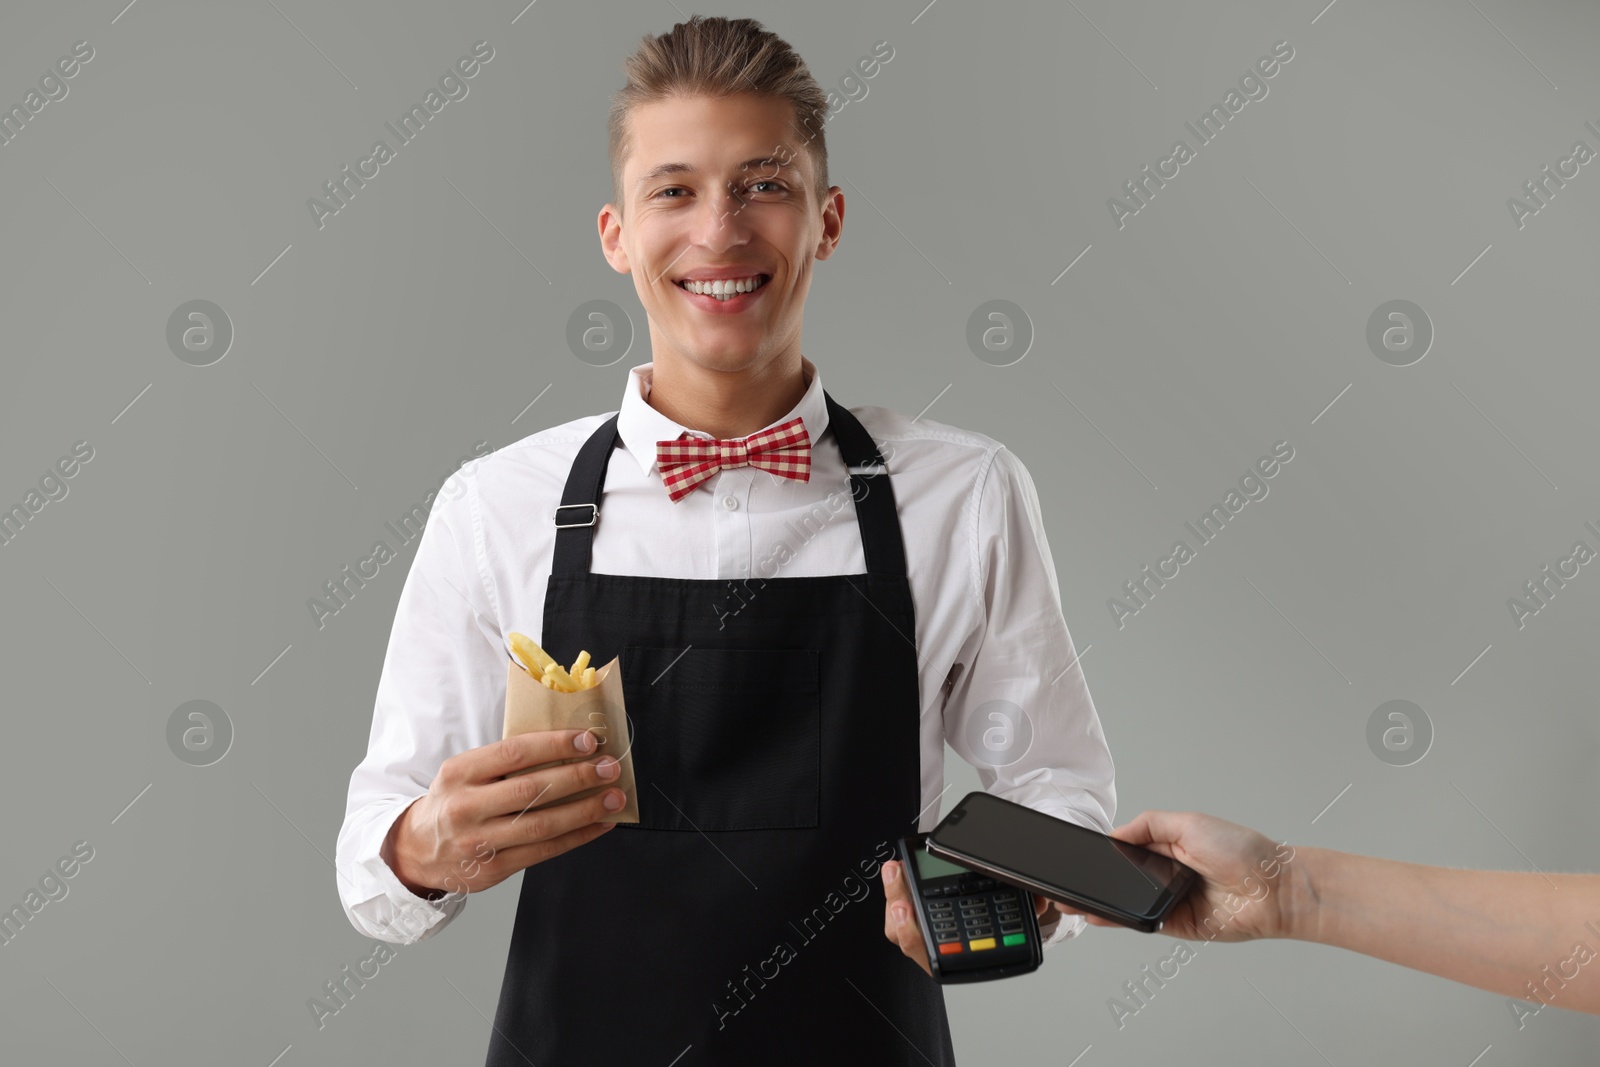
454,729,600,786
890,901,930,976
484,815,618,875
485,756,621,820
881,860,908,933
882,860,906,898
881,862,931,976
880,863,901,941
496,787,626,849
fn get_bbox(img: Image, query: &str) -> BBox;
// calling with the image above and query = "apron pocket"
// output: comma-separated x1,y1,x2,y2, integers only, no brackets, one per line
620,645,820,831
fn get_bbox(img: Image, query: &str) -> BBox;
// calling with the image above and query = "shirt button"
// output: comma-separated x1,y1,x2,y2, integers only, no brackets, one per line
722,495,739,511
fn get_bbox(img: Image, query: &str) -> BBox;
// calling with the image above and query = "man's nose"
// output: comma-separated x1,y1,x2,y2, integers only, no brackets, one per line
689,183,753,246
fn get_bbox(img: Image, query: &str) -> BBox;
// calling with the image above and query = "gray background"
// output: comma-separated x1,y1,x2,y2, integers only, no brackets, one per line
2,0,1597,1063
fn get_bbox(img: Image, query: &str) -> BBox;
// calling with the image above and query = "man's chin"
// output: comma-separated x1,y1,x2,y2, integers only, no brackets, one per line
665,342,774,374
650,322,772,361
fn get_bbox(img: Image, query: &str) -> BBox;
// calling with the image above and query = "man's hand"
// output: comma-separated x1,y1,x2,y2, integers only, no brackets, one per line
880,860,1056,976
382,728,625,900
880,860,932,976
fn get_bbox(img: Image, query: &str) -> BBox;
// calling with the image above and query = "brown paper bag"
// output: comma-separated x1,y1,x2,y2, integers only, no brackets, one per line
501,653,639,823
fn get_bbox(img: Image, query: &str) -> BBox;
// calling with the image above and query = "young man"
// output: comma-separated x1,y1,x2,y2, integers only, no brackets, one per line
335,16,1115,1065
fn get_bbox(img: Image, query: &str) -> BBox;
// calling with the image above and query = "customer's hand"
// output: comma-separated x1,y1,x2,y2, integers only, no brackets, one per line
382,728,625,900
1052,810,1297,943
880,860,1054,976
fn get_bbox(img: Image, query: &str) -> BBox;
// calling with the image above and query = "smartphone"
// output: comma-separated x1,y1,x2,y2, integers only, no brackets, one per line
927,792,1197,933
895,834,1043,983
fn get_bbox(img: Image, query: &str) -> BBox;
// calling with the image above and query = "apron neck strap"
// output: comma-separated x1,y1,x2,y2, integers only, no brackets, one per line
552,390,907,578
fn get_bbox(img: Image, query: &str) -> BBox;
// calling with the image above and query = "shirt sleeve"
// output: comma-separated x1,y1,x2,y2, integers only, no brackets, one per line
942,445,1118,950
334,471,506,945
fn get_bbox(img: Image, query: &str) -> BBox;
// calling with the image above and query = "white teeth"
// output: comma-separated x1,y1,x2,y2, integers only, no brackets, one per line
681,275,765,298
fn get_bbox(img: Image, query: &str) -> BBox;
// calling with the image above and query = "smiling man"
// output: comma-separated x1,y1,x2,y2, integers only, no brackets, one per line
609,90,816,437
335,16,1115,1066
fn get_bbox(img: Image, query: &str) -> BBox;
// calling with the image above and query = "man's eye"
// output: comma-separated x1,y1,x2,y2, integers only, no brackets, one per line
654,181,782,200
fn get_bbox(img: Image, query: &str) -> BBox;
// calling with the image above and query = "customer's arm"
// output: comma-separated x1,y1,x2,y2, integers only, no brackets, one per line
1288,845,1600,1012
1057,810,1600,1015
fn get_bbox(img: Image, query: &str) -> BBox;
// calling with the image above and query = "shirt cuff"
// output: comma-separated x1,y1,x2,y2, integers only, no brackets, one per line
342,798,466,944
1041,908,1086,949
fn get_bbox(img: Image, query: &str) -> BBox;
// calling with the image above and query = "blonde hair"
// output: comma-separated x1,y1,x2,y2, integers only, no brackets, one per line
607,16,830,216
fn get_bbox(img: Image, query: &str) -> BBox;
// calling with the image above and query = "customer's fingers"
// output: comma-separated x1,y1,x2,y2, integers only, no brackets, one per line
1105,810,1185,861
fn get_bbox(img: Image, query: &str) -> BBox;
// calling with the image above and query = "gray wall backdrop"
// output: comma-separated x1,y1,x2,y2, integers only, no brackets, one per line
3,0,1598,1063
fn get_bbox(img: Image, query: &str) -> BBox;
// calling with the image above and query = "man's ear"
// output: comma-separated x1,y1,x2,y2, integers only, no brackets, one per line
813,186,844,262
598,204,630,274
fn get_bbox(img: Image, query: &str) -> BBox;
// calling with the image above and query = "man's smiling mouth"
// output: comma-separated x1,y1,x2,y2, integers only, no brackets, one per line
674,274,770,302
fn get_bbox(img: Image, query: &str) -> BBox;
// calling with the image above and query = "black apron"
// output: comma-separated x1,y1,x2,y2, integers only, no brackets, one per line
484,392,955,1065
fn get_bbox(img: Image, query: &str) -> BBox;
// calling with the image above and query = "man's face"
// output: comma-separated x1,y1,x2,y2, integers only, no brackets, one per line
600,93,843,375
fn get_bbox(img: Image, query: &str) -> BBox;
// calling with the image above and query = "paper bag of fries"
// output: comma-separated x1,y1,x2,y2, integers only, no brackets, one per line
501,632,639,823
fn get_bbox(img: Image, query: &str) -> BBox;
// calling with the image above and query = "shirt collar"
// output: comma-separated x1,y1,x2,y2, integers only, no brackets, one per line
617,355,829,479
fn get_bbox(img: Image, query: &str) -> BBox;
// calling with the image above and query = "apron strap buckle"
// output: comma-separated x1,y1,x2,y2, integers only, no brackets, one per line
554,502,599,529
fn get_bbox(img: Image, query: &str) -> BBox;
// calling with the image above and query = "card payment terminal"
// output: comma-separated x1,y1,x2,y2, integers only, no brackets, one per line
896,833,1043,983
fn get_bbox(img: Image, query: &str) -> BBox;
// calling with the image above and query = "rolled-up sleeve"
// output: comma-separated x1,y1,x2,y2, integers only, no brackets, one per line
943,445,1117,949
334,471,506,944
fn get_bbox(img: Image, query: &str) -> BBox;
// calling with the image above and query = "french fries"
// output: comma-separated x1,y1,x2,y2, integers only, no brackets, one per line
509,632,602,692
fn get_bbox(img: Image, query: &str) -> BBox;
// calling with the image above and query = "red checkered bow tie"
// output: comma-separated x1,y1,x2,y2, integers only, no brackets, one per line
655,416,812,503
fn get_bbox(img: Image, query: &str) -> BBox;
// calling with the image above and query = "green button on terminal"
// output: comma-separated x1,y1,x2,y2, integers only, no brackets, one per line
1002,933,1027,947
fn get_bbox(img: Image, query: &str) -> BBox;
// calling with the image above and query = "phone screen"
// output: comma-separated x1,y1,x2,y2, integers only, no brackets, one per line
932,794,1186,918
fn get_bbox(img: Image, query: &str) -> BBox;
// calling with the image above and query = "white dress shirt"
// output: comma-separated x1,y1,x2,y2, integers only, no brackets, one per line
336,356,1116,950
